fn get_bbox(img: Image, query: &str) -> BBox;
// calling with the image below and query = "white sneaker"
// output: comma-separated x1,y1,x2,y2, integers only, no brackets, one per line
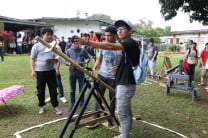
60,97,67,103
52,107,62,115
113,134,121,138
45,97,50,103
39,107,44,114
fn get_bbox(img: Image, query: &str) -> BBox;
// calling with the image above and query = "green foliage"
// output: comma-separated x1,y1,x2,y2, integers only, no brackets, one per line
159,0,208,25
168,44,175,52
88,14,114,24
168,44,180,52
135,22,171,44
88,13,171,42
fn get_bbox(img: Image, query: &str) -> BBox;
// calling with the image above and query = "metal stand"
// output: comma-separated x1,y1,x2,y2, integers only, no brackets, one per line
165,60,197,101
58,78,119,138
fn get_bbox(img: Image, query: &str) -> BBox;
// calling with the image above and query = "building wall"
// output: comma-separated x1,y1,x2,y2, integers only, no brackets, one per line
43,19,104,40
161,32,208,53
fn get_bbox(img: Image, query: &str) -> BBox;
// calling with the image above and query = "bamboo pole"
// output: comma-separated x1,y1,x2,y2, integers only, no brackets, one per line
35,36,115,92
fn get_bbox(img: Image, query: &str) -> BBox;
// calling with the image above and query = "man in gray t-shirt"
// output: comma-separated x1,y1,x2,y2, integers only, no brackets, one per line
87,26,122,128
146,38,158,78
30,28,62,115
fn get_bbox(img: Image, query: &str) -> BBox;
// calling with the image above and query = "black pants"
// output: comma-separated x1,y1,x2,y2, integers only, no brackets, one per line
0,47,4,62
36,70,58,107
94,74,116,118
188,64,196,86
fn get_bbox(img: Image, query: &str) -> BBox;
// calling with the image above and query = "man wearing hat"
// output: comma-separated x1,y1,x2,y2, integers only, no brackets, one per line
146,38,158,79
80,19,139,138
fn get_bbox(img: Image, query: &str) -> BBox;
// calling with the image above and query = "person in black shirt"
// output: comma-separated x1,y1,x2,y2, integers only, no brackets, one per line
59,36,66,53
79,19,139,138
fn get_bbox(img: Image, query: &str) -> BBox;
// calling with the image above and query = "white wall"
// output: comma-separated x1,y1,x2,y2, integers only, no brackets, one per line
44,20,104,39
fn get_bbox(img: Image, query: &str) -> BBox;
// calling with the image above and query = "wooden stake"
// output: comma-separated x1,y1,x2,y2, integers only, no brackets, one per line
35,36,115,92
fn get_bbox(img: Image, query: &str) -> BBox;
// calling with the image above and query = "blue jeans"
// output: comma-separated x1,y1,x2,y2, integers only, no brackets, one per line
116,85,136,138
56,73,64,98
17,45,23,54
69,73,85,109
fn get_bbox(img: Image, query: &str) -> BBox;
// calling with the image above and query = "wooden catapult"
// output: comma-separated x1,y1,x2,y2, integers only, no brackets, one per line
35,36,120,138
156,51,173,79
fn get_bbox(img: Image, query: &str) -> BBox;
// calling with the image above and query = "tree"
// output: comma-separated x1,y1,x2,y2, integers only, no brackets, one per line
134,18,171,44
159,0,208,25
88,14,114,24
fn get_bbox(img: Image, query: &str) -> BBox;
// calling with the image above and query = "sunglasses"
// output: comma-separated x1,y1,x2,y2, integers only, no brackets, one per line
73,40,79,43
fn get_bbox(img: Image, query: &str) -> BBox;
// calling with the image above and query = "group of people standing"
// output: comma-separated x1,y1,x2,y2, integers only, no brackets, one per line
29,19,208,138
183,40,208,88
30,19,140,138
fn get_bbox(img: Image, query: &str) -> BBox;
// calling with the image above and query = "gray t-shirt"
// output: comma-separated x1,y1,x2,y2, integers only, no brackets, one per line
66,47,90,76
98,50,122,79
147,45,158,60
31,42,57,71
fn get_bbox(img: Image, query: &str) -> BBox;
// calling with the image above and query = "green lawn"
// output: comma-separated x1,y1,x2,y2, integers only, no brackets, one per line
0,54,208,138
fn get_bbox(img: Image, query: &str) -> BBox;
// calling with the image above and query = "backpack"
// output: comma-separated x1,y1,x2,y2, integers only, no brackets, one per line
126,47,148,85
182,60,190,75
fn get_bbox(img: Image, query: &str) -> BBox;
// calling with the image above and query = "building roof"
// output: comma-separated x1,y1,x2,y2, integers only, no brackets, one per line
171,29,208,35
0,15,49,32
32,17,112,26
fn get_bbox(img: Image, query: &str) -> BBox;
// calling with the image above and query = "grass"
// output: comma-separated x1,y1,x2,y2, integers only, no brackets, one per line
0,53,208,138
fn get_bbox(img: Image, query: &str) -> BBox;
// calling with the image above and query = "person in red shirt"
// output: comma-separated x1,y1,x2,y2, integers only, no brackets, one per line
89,31,98,42
199,43,208,86
88,31,98,59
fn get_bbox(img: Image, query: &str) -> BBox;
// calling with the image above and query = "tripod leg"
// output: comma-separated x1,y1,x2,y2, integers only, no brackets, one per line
93,91,119,126
93,81,119,126
58,80,90,138
68,86,95,138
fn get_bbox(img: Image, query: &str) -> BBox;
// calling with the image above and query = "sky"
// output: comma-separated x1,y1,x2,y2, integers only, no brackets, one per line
1,0,208,31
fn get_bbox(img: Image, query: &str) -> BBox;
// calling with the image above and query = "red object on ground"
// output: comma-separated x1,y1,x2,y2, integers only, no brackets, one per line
182,61,190,75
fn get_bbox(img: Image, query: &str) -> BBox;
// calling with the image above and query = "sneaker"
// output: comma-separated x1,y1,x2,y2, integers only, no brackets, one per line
52,107,62,115
45,97,50,103
39,107,44,114
86,122,100,129
198,83,206,86
113,134,121,138
60,97,67,103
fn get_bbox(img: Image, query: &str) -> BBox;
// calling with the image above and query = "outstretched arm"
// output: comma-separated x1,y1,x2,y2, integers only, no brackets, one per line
79,39,123,50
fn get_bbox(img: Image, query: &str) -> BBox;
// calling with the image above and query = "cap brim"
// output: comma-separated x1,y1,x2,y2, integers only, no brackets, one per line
115,20,131,29
115,20,136,33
